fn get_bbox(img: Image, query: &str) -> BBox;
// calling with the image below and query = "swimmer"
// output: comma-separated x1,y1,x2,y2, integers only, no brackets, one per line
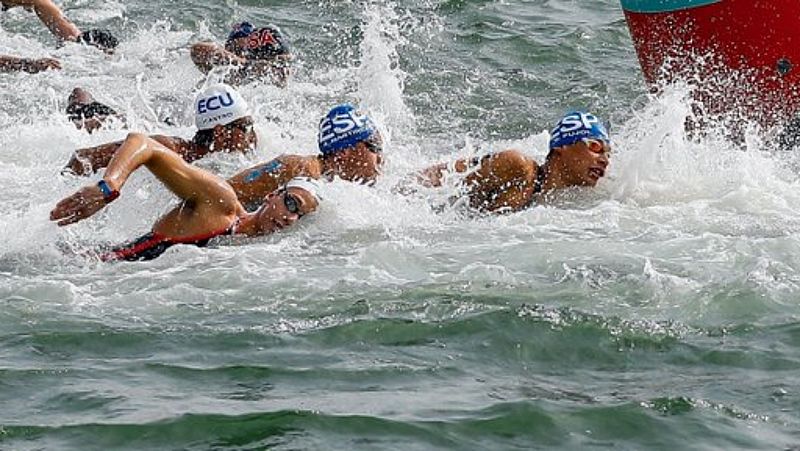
0,54,60,73
414,111,611,213
65,87,124,133
51,133,320,261
227,104,383,210
191,21,292,87
0,0,118,51
63,83,257,175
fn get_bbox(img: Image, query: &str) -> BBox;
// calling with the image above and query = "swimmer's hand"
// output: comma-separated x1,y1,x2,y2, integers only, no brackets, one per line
50,185,107,226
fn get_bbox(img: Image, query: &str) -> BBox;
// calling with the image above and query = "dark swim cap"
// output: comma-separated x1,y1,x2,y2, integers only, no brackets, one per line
227,22,256,41
79,29,119,51
226,22,290,59
66,101,117,121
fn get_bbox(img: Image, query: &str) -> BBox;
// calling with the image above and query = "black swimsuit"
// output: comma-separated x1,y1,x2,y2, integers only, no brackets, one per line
519,165,547,210
532,165,547,195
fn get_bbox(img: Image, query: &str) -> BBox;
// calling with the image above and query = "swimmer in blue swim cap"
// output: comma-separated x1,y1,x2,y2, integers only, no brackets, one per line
1,0,118,51
191,21,292,87
414,111,611,213
63,83,258,175
228,103,384,210
51,134,321,262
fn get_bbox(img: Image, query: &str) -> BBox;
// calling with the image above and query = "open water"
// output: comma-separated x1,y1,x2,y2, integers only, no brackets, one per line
1,0,800,449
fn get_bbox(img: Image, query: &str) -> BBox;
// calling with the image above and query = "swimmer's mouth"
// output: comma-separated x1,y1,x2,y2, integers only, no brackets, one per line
588,167,605,179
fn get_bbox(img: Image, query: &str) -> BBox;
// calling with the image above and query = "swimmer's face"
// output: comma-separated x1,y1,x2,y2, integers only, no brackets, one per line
559,139,611,187
225,35,290,60
74,117,104,134
254,187,318,234
225,37,251,57
329,135,384,185
215,117,257,154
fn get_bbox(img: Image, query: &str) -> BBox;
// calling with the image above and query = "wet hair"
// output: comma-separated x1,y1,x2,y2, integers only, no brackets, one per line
192,129,216,148
79,29,119,51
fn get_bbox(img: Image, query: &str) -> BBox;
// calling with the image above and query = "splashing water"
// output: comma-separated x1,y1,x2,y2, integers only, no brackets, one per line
1,1,800,450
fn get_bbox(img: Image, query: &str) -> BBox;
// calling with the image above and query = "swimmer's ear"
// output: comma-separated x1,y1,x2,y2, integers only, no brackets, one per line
549,146,565,158
212,123,225,137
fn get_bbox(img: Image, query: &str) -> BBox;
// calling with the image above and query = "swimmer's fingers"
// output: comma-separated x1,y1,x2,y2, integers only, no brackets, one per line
50,195,86,225
39,58,62,71
55,212,80,227
50,186,106,226
50,197,82,226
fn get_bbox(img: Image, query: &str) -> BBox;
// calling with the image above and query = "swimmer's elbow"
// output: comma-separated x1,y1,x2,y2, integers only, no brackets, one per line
123,132,148,144
122,132,161,157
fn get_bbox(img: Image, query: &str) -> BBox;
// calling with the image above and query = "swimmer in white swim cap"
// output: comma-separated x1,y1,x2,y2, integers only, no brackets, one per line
63,83,258,175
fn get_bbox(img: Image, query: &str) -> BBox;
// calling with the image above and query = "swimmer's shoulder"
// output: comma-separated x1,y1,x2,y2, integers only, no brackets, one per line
482,148,537,178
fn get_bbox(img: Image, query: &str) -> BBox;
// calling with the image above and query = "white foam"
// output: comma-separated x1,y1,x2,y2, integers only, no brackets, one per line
1,8,799,326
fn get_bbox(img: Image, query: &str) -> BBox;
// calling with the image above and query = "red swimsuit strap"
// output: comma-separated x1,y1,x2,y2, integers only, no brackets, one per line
168,221,237,244
102,219,240,262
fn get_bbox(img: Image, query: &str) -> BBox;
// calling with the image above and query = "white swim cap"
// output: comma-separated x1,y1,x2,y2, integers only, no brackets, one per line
285,177,322,203
194,83,251,130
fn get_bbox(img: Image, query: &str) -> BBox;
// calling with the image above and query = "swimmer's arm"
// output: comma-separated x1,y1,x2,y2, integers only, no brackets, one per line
103,133,235,203
0,55,60,73
52,133,236,226
8,0,80,40
64,141,124,176
64,135,184,176
190,42,246,74
227,156,297,206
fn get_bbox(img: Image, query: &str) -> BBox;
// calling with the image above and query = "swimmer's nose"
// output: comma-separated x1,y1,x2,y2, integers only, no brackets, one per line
597,152,609,167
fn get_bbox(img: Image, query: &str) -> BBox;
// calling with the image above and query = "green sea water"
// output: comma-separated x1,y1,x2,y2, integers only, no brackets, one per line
1,0,800,450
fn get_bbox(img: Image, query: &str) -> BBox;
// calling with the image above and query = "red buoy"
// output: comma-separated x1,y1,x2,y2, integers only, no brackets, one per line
621,0,800,125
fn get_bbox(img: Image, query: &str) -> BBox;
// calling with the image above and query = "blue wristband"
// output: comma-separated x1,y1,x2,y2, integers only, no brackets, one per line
97,180,119,202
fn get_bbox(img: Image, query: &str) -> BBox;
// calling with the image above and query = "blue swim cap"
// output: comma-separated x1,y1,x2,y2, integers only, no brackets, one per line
549,111,609,149
318,104,377,155
228,22,256,41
